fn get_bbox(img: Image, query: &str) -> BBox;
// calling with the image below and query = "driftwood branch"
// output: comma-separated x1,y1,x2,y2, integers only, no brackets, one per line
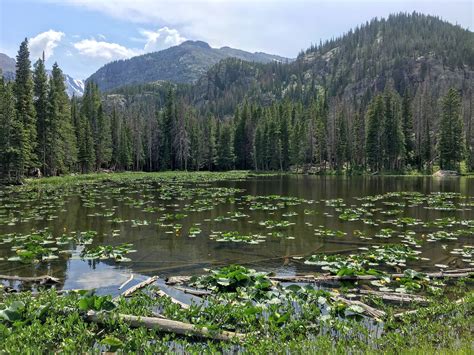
118,274,134,290
86,310,245,341
0,274,60,284
121,276,159,298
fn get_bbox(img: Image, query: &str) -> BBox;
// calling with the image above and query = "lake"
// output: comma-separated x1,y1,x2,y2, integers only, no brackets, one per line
0,173,472,294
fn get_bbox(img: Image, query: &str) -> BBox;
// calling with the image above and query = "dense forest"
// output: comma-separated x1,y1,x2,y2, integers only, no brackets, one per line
0,13,472,183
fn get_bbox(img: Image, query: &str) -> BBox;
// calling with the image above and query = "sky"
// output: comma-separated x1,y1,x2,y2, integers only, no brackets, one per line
0,0,472,80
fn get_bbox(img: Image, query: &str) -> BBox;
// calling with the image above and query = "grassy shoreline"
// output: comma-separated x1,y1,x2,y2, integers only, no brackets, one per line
19,169,473,188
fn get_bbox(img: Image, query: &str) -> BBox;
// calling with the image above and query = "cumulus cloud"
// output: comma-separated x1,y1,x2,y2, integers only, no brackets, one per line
73,39,138,60
29,30,65,60
141,27,186,52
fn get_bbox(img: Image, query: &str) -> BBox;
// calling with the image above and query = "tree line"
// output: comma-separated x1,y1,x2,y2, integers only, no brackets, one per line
0,39,471,183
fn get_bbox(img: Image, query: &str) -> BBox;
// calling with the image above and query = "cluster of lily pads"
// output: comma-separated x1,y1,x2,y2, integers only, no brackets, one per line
0,173,473,274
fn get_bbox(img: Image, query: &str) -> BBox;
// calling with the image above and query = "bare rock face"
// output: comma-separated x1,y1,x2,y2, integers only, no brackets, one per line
433,170,460,177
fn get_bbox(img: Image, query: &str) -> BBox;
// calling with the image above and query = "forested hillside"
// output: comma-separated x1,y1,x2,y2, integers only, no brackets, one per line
87,40,291,92
0,13,472,183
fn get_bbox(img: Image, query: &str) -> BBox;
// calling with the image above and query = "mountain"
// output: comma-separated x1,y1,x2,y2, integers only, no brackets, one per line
0,53,16,81
188,12,473,116
87,40,292,92
0,52,84,97
61,73,85,97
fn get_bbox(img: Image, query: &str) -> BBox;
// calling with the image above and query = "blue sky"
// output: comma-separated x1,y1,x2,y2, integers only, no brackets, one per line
0,0,472,80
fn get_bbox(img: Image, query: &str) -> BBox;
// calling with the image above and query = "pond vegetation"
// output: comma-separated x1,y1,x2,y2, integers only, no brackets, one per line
0,171,473,352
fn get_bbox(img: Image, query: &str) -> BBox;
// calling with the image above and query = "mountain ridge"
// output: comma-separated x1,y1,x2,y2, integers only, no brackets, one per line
86,40,292,92
0,52,85,97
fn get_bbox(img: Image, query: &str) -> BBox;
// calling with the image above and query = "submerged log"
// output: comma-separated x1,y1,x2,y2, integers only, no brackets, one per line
121,276,159,298
173,286,212,297
155,287,190,309
348,289,428,304
0,274,60,284
331,296,386,319
86,310,245,341
270,269,473,283
394,297,466,319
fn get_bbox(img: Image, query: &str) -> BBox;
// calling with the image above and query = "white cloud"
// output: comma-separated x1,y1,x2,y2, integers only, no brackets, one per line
29,30,65,60
141,26,186,52
73,39,139,60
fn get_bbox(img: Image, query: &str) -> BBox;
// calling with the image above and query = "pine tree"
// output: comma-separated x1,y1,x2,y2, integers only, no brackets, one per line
216,122,235,170
118,119,132,170
365,95,384,172
279,104,290,170
96,104,112,169
352,111,365,170
204,116,217,170
161,89,176,169
78,116,95,173
33,55,49,174
438,88,464,171
43,63,76,175
81,81,102,170
335,111,349,171
14,38,37,176
174,103,190,170
381,90,405,171
402,90,415,167
0,80,19,181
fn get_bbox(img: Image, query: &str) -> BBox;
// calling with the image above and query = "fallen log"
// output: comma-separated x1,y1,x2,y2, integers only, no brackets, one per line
0,274,60,284
173,286,212,297
165,276,192,285
394,297,465,319
270,270,473,283
348,289,428,304
121,276,159,298
155,287,190,309
331,296,386,319
86,310,245,341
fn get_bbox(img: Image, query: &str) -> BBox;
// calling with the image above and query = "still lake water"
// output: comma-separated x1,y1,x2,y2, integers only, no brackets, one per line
0,175,473,294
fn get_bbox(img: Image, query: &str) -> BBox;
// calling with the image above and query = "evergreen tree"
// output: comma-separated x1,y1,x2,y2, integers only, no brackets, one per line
204,116,217,170
381,89,405,171
438,88,464,170
33,55,49,174
352,111,365,170
0,80,21,182
365,95,384,172
335,111,349,171
78,116,95,173
14,38,37,176
216,122,235,170
161,89,176,169
118,119,132,170
96,104,112,169
402,90,415,167
174,104,190,170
